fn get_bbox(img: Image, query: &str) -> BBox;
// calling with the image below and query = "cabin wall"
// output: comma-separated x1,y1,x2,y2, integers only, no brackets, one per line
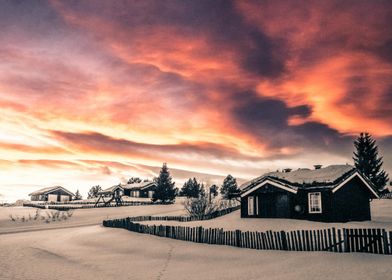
241,184,295,218
331,176,371,222
242,185,334,221
125,187,155,198
31,189,72,202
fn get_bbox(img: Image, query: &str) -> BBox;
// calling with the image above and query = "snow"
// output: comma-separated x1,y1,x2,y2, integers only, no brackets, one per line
1,225,391,280
1,199,392,279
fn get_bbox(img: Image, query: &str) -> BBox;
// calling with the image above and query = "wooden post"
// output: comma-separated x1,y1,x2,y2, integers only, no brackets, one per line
382,229,389,255
236,230,242,247
281,231,288,251
343,228,348,253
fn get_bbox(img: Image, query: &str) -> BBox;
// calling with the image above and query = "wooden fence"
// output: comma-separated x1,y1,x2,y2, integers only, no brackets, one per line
103,217,392,255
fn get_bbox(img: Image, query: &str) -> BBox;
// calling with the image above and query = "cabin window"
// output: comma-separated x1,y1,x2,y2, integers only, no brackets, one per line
308,192,322,213
255,196,259,215
248,196,254,215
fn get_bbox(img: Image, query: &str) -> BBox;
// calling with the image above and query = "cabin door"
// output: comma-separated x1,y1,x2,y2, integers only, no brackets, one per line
260,193,274,217
276,193,290,218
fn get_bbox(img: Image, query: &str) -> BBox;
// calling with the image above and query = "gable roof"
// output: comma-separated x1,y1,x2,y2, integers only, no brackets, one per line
240,165,379,198
98,184,124,195
29,186,75,196
122,181,156,190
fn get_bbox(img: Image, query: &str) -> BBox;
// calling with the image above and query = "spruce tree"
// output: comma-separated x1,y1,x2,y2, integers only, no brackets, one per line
353,132,389,191
180,178,203,198
220,174,240,199
74,189,83,200
153,163,176,203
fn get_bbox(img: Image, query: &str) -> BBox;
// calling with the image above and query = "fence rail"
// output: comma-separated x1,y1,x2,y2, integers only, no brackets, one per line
103,211,392,255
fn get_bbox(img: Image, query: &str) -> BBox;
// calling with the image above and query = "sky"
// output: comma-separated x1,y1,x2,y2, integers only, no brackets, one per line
1,0,392,202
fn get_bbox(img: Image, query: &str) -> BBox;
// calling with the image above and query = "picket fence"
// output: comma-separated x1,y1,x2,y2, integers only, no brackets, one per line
103,212,392,255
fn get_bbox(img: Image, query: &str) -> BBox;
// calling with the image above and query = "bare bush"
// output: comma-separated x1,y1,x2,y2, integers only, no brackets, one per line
9,214,16,222
183,194,221,219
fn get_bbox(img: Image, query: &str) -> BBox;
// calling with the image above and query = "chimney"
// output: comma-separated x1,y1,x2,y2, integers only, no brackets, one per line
314,164,322,170
283,168,292,173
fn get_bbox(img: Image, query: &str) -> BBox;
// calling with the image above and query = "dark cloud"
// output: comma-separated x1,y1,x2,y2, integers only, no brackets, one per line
54,0,288,78
232,91,353,153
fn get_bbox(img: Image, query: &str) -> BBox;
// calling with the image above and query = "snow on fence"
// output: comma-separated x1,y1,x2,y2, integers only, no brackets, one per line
103,210,392,255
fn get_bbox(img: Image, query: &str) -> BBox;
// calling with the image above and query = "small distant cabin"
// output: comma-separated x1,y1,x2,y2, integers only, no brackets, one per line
97,185,124,198
123,181,157,198
240,165,379,222
29,186,75,202
95,185,124,207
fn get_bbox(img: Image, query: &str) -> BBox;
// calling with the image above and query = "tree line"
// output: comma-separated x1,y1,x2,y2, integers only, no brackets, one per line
75,132,390,202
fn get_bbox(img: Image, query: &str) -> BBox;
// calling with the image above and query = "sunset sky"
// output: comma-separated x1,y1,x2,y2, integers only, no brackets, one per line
1,0,391,202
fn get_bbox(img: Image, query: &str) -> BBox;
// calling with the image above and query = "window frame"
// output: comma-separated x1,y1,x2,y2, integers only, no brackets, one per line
308,192,322,214
248,196,254,215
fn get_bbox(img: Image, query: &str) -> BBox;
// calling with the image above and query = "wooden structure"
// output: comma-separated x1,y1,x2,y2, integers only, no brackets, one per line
103,216,392,255
240,165,379,222
123,181,157,198
29,186,74,202
94,185,124,207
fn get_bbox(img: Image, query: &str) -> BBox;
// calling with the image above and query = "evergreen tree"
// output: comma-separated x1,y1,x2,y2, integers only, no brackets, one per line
87,185,102,199
153,163,176,203
127,177,142,184
209,184,219,197
180,178,203,198
353,132,389,191
74,189,83,200
220,174,240,199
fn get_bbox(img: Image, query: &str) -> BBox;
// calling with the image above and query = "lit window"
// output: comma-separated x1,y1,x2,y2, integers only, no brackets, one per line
308,192,322,213
248,196,254,215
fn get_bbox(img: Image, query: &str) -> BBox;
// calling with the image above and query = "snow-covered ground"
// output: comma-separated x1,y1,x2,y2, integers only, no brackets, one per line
0,203,186,234
0,199,391,280
0,225,391,280
141,199,392,231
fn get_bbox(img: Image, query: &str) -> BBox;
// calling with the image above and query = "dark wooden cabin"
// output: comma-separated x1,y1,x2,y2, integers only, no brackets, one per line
240,165,379,222
123,181,157,198
29,186,75,202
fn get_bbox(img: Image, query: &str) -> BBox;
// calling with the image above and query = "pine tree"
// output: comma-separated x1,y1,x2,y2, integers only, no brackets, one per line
220,174,240,200
353,132,389,191
74,189,83,200
180,178,204,198
127,177,142,184
87,185,102,199
209,184,219,197
153,163,176,203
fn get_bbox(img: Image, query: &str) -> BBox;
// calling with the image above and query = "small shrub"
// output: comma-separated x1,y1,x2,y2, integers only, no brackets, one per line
184,194,221,219
9,214,16,222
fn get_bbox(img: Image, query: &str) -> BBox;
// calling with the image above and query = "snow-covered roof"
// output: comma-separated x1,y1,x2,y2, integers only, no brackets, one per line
98,185,124,194
267,164,355,185
240,165,356,192
122,181,156,190
29,186,75,196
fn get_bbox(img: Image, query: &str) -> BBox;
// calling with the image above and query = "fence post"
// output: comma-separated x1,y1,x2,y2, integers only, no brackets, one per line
236,230,242,248
198,226,203,243
280,231,288,250
343,228,348,253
